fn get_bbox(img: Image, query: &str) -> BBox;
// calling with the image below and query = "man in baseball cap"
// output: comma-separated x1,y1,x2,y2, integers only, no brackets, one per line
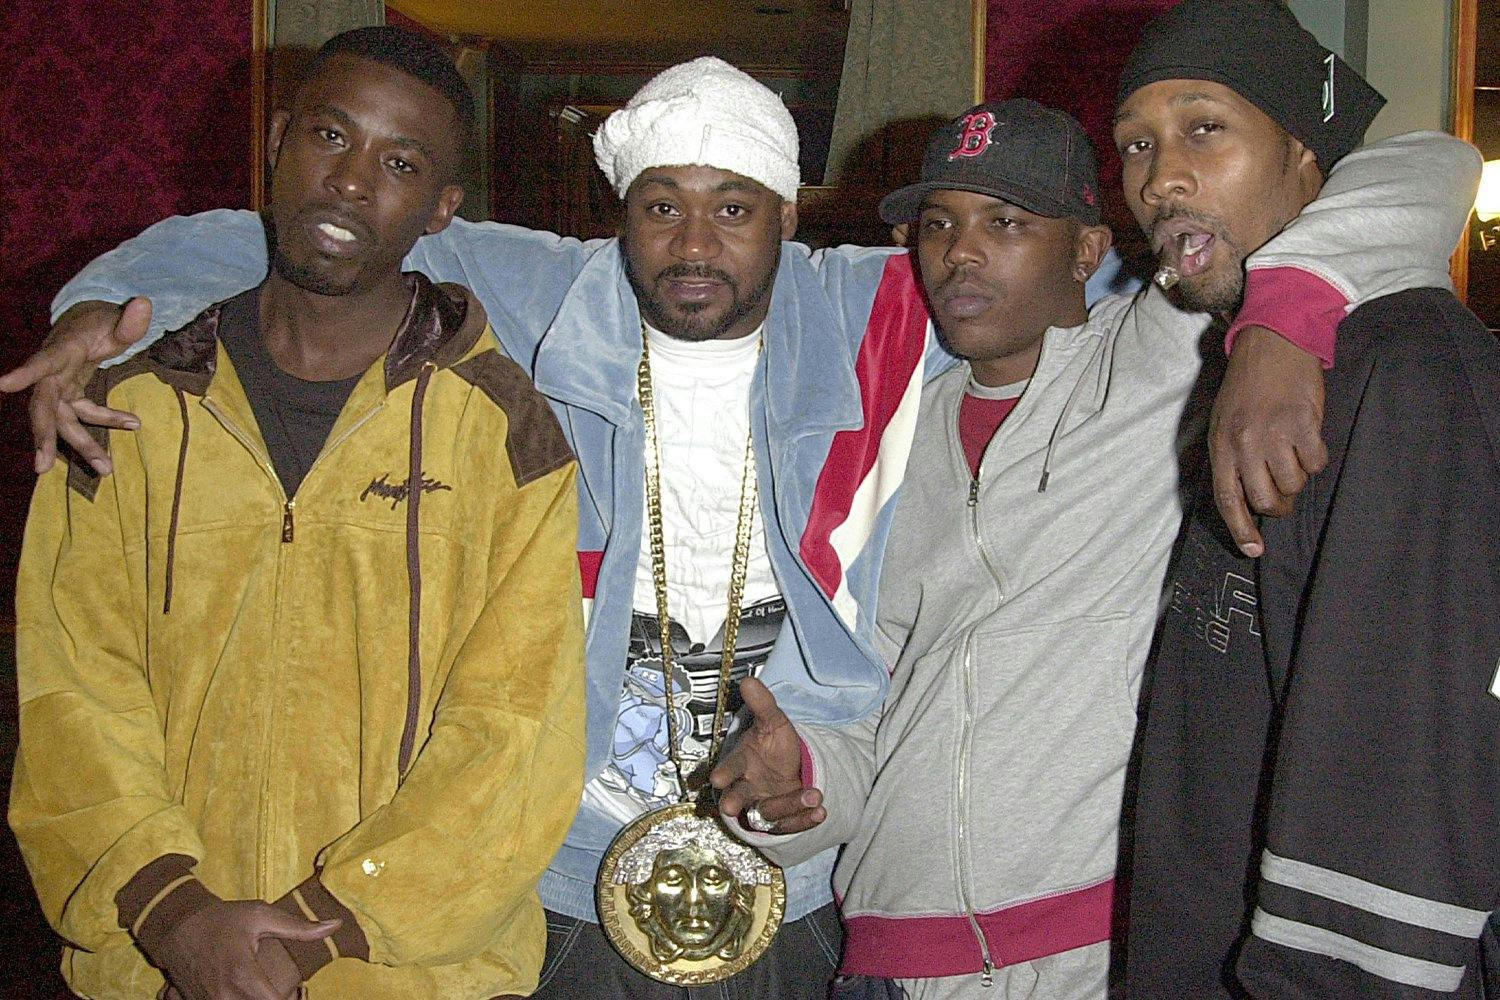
718,95,1315,999
767,98,1135,998
878,98,1110,385
878,98,1104,226
1117,3,1500,997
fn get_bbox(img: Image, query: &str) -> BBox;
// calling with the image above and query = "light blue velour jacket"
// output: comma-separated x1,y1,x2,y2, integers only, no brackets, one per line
51,212,945,922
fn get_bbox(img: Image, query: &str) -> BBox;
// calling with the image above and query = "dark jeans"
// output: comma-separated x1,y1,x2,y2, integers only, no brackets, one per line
533,904,843,999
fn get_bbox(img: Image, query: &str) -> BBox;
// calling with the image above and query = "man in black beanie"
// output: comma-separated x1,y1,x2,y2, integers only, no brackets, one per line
1116,2,1500,998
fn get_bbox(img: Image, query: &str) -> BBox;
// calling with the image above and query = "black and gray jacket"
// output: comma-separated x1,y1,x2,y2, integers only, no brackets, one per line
1127,286,1500,999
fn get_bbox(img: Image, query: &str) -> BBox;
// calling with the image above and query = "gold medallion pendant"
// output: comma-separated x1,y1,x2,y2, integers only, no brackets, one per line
598,328,784,983
597,801,786,984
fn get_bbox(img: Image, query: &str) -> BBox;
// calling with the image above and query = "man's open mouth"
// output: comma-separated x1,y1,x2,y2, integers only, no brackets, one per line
1153,219,1219,279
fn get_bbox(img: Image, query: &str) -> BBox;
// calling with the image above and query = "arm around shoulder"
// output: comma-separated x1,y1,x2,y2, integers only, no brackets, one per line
401,217,597,355
1236,132,1482,355
1210,133,1482,546
51,209,270,354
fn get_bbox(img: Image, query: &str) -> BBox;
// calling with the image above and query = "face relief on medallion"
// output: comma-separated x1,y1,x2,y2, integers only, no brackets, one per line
614,814,775,963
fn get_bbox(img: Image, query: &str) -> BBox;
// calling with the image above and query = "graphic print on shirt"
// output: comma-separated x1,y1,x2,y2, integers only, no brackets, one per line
587,324,785,826
594,598,786,812
1167,529,1263,655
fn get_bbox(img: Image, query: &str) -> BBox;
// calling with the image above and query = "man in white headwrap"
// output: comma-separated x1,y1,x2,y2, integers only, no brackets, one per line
12,49,1477,999
594,57,802,204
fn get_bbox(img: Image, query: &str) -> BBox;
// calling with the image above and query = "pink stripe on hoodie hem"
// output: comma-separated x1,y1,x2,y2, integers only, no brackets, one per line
840,878,1114,979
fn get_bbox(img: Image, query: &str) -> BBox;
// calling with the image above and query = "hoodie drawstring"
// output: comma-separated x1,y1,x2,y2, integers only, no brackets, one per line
163,388,190,614
399,363,435,776
1036,375,1082,494
1036,330,1110,493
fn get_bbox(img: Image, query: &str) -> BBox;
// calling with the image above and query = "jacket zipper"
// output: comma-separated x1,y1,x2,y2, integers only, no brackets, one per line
205,396,386,513
203,398,286,505
956,631,996,987
958,467,1005,986
202,397,289,897
276,396,383,542
201,394,383,896
968,477,1007,586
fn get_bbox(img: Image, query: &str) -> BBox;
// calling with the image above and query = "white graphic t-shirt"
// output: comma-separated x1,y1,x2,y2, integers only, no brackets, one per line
582,323,785,826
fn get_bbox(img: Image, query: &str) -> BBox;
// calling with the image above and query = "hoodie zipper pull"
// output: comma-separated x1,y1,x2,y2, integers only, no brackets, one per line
980,958,995,988
282,499,296,543
968,477,980,508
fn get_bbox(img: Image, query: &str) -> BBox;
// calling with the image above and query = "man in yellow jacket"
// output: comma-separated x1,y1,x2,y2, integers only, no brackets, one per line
10,26,585,1000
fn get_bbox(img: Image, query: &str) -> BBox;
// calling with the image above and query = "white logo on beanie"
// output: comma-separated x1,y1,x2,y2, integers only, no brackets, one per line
592,56,801,201
1321,53,1336,124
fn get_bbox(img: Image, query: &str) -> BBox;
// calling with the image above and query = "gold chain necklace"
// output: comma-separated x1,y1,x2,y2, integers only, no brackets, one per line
596,326,786,985
637,327,760,793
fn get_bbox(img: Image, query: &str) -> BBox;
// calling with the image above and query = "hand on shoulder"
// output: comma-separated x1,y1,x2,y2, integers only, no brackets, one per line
2,297,150,475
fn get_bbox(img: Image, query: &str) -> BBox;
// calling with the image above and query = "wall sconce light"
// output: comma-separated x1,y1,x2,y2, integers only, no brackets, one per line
1478,161,1500,251
1477,160,1500,222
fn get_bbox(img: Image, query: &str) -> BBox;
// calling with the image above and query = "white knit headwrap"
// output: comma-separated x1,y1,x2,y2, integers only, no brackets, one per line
593,57,800,201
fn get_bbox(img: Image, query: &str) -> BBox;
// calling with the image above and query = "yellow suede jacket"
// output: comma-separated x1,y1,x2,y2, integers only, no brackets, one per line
12,276,586,999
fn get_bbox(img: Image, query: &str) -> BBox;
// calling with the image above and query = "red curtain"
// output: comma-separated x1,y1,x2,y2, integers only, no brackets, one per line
985,0,1178,199
0,0,256,612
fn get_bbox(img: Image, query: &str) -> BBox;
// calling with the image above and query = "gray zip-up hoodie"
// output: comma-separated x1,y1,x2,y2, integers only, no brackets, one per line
807,288,1199,988
740,131,1481,999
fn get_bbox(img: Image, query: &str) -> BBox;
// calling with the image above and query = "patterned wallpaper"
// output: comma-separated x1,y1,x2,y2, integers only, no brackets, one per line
0,0,256,611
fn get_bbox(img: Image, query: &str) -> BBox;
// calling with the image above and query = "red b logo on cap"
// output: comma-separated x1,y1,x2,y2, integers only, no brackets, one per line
948,112,997,161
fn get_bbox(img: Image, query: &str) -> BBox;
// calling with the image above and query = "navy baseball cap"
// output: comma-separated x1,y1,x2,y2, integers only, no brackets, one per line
879,98,1102,226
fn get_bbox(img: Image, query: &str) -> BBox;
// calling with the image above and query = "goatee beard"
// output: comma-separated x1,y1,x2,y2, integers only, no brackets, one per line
624,248,778,342
271,251,360,297
1170,272,1245,316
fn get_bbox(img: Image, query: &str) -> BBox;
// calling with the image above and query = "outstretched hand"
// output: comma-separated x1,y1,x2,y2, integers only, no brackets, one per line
1210,324,1328,557
1,297,151,475
710,677,826,835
